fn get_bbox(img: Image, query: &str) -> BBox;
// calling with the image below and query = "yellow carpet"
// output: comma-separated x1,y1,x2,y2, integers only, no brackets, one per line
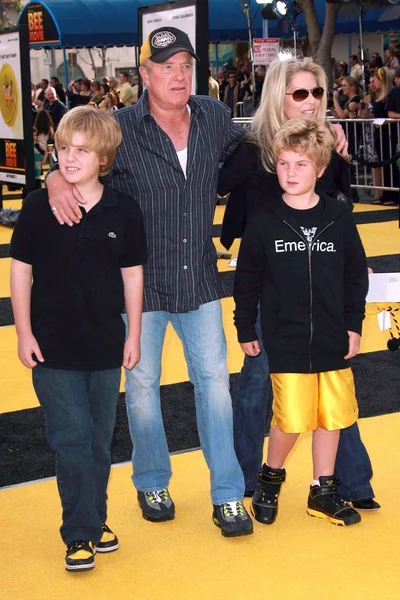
1,413,398,600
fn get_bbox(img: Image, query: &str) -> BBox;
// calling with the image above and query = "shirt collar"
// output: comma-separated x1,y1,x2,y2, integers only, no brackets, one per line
93,184,118,209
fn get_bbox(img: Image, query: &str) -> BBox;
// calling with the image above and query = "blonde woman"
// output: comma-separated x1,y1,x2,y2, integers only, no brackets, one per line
218,56,379,519
360,67,398,205
332,76,362,119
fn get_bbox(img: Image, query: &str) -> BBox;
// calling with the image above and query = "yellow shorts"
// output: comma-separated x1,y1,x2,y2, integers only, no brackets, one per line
271,369,358,433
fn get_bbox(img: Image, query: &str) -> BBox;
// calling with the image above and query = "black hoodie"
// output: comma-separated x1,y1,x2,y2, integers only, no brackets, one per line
233,193,368,374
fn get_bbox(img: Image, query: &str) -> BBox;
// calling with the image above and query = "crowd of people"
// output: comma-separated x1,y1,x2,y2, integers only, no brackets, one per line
329,49,400,206
211,61,266,115
30,71,140,182
11,29,397,574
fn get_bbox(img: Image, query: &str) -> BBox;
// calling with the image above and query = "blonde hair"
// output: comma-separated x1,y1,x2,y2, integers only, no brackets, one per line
55,106,122,176
273,118,334,173
372,67,393,103
252,57,328,172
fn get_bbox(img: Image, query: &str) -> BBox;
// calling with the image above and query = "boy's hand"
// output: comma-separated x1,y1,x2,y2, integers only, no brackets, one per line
123,337,140,370
344,331,361,360
240,340,261,357
18,333,44,368
47,170,84,226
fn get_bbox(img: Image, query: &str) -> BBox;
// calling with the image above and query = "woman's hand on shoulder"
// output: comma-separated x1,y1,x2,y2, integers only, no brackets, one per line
331,123,349,158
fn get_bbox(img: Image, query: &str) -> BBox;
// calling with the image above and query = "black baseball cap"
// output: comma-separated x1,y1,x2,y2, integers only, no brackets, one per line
140,27,199,65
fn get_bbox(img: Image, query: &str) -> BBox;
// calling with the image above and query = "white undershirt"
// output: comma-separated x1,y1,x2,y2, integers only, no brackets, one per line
176,147,188,178
175,105,191,179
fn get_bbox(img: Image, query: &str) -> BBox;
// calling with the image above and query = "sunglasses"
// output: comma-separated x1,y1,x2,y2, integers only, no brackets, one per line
285,87,325,102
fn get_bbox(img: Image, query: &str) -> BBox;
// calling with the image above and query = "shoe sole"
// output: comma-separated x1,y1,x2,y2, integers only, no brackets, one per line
306,507,361,526
250,504,276,525
95,542,119,553
212,517,254,537
350,505,380,512
65,561,95,572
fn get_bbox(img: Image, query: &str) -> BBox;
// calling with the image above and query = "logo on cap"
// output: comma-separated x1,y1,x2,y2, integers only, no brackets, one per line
152,31,176,49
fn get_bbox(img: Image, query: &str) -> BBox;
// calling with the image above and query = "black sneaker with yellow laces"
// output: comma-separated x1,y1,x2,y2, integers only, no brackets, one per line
307,475,361,526
212,501,253,537
65,540,95,572
96,522,119,553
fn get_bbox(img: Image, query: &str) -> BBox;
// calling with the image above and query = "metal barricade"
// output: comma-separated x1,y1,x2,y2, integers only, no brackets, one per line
330,118,400,195
232,116,400,196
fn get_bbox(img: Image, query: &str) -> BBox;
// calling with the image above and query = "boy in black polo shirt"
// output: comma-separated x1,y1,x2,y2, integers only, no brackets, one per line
10,107,146,572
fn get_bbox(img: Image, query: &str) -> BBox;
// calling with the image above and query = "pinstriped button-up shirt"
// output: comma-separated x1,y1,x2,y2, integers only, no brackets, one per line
110,91,243,313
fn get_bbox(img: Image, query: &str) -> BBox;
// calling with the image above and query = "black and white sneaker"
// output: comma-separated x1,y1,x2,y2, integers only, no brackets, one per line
212,501,253,537
138,488,175,522
95,522,119,553
65,540,95,572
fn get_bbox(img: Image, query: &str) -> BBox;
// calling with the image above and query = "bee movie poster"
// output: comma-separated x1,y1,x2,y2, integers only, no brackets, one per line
0,29,32,186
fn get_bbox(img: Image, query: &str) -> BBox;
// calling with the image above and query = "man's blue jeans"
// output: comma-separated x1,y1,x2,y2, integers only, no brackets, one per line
234,310,375,501
32,366,121,545
123,300,245,505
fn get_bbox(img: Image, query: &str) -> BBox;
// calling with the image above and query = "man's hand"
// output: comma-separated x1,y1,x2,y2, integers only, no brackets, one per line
47,170,85,226
344,331,361,360
123,337,140,370
240,340,261,357
18,332,44,368
331,123,349,157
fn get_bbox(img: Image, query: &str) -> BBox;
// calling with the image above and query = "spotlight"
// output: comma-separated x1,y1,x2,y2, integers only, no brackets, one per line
273,0,288,17
388,0,400,5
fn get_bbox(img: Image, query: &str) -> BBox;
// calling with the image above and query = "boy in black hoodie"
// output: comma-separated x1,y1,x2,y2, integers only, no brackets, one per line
234,118,368,527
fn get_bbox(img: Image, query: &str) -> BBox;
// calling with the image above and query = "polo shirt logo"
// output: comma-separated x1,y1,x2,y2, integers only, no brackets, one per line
108,232,117,239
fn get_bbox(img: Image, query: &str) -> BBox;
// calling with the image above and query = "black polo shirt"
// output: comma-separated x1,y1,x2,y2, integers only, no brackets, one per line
10,185,146,371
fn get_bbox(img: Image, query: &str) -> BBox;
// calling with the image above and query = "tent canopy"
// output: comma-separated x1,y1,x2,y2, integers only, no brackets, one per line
18,0,137,48
17,0,400,49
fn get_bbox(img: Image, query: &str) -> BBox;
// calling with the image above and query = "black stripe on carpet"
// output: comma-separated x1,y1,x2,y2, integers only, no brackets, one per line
354,208,399,225
0,298,12,326
1,350,399,488
0,243,9,258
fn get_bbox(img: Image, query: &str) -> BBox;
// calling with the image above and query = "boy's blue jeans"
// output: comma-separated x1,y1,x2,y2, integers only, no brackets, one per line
234,309,375,501
123,300,245,505
32,366,121,545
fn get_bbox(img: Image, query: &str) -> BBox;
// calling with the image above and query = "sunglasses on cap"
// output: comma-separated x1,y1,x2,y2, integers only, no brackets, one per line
285,87,325,102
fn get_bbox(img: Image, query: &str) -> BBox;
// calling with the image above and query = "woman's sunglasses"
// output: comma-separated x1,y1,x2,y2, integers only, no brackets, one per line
285,87,325,102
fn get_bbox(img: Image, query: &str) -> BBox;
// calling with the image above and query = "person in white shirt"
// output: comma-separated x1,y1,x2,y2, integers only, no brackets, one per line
349,55,362,82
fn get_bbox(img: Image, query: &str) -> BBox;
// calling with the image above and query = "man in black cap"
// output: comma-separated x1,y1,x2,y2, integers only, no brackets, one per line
46,26,252,538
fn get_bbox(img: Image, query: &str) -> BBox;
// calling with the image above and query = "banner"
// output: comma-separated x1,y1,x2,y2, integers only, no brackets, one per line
0,28,33,187
253,38,279,66
139,1,197,94
19,2,60,46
